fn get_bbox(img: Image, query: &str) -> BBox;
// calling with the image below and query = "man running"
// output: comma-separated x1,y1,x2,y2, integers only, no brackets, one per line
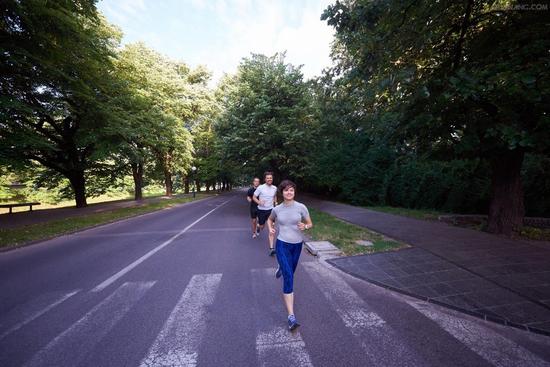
246,177,261,238
253,171,278,256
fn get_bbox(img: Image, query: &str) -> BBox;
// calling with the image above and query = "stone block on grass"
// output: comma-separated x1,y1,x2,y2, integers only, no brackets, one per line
305,240,342,257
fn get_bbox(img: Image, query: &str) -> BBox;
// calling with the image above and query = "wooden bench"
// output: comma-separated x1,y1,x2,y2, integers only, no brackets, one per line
0,202,41,214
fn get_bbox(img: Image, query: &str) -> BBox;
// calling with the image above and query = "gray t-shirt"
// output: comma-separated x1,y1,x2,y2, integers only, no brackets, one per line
254,183,278,210
270,201,310,244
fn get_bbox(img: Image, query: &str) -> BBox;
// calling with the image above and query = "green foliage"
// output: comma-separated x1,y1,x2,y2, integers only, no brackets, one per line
0,0,123,206
522,154,550,217
112,43,211,194
311,0,550,227
216,53,315,181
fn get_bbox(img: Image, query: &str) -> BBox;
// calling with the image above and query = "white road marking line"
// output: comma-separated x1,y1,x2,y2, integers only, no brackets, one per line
75,230,181,238
250,268,315,367
139,273,222,367
303,261,426,366
91,200,230,292
0,290,79,340
407,300,550,367
303,262,385,334
24,281,155,367
256,327,314,367
75,227,249,238
186,227,250,233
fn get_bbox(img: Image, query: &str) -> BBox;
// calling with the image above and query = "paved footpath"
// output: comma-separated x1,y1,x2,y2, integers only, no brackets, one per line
0,194,200,230
1,190,550,366
302,194,550,335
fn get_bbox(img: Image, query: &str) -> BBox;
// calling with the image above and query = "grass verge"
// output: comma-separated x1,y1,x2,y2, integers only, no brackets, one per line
0,194,211,249
307,208,408,256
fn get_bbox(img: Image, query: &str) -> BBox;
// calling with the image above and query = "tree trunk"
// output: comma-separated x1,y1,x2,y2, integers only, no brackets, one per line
184,177,190,194
131,162,144,200
487,149,525,236
69,171,87,208
195,180,201,193
164,168,172,197
206,183,210,193
222,181,226,191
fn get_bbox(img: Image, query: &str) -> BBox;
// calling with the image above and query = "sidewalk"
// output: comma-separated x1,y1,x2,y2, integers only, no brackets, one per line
302,195,550,336
0,194,194,230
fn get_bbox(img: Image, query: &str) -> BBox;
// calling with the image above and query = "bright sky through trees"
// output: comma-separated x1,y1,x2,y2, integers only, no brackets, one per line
98,0,335,83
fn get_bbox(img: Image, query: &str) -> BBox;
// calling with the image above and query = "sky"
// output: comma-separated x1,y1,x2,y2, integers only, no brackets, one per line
98,0,336,85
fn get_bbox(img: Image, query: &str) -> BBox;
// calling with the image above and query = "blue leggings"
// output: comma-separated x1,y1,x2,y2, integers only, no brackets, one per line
276,239,303,294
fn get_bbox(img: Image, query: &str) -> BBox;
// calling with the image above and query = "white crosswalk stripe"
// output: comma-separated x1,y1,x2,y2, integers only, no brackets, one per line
24,281,155,367
256,327,314,367
0,290,79,340
139,273,223,367
407,299,550,367
303,261,427,366
2,264,549,367
251,268,314,367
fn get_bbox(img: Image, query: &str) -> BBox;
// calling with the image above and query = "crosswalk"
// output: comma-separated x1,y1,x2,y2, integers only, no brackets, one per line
1,262,549,367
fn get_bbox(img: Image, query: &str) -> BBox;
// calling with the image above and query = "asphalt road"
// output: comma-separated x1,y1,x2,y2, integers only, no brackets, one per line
1,190,550,367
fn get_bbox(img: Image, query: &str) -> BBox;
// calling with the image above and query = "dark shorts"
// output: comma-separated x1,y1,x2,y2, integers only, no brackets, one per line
250,205,258,219
257,209,272,225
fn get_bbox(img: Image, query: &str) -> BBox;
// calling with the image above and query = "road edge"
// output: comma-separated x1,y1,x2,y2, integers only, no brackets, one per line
0,194,219,253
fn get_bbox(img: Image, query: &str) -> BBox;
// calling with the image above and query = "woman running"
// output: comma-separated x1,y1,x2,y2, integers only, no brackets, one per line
267,179,313,331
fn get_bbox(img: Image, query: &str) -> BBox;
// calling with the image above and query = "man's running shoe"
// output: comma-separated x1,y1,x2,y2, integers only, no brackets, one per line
252,233,257,239
275,266,282,278
269,248,276,257
288,314,300,331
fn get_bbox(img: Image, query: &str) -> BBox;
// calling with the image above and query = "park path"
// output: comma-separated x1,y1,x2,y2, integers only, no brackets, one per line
301,194,550,335
1,190,549,366
0,194,201,230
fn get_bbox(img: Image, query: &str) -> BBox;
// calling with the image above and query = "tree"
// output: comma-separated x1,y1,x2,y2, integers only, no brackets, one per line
112,43,208,197
216,53,315,183
322,0,550,235
0,0,122,207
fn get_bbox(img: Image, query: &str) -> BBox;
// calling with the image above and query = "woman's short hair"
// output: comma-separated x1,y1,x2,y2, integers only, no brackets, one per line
279,179,296,193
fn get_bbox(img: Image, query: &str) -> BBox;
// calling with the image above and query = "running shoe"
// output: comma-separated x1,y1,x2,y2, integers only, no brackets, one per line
275,266,282,278
269,248,276,257
252,233,257,239
288,315,300,331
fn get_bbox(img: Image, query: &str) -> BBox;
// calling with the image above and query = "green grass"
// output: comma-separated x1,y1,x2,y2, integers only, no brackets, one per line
365,206,444,220
0,190,171,214
0,194,211,249
307,208,408,256
518,226,550,241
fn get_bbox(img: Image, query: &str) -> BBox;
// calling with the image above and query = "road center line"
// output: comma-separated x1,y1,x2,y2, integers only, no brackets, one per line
91,200,230,292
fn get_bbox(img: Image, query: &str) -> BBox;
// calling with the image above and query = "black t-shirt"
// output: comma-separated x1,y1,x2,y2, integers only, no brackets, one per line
247,186,258,208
